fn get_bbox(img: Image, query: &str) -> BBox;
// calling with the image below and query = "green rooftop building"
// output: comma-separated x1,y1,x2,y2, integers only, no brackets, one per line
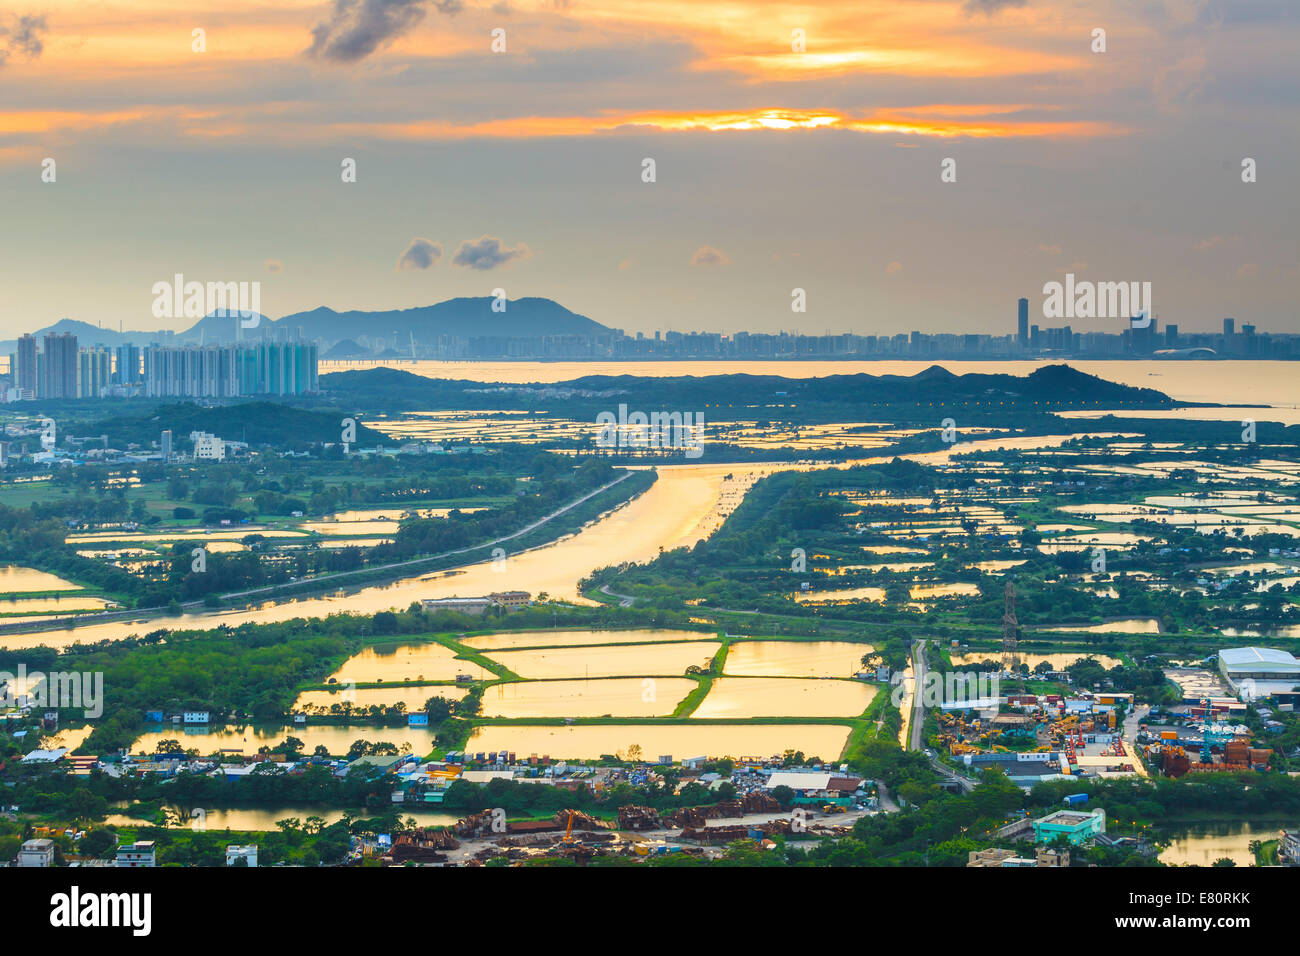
1032,808,1106,845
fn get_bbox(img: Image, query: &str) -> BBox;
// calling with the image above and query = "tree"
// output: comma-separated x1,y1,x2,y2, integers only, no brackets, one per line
79,829,119,859
423,695,454,723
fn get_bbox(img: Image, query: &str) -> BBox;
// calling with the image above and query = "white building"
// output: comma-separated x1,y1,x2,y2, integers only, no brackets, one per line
1219,647,1300,698
18,838,55,867
115,840,156,867
182,711,210,724
226,844,258,867
190,431,226,461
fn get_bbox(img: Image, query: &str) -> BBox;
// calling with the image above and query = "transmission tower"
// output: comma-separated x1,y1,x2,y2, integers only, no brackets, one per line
1001,580,1020,672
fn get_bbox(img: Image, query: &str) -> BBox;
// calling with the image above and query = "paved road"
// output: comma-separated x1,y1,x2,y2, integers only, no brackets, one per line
598,584,635,607
929,756,978,793
1122,703,1152,777
902,639,979,793
908,640,927,752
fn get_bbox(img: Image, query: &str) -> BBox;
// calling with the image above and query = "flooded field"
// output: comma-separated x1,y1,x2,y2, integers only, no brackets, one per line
44,725,94,750
692,677,876,718
1219,625,1300,639
0,566,85,593
326,643,494,684
0,463,765,652
910,582,980,599
1046,619,1161,634
294,685,469,711
0,595,113,613
796,586,885,604
722,641,870,678
480,677,694,718
462,723,853,762
0,433,1147,652
460,628,714,651
129,724,436,757
948,651,1121,669
1159,822,1273,867
483,642,721,679
968,559,1027,572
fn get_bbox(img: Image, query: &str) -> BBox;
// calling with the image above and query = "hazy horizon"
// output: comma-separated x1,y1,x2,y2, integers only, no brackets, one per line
3,0,1296,339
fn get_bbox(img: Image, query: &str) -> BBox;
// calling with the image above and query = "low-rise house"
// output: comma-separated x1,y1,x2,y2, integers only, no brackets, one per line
1280,830,1300,866
18,838,55,867
115,841,156,867
490,590,531,609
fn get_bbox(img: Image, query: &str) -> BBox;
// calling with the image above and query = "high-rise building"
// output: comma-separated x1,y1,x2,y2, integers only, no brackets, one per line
142,341,317,398
40,332,78,399
1165,324,1179,346
161,429,172,461
14,334,37,393
1223,317,1235,337
114,344,142,385
77,348,112,398
1017,298,1029,348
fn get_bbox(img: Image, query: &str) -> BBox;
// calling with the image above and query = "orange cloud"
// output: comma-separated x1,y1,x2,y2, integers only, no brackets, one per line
347,107,1124,140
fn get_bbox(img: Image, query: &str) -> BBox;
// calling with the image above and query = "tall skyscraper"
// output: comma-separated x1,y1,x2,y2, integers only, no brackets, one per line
14,334,37,394
78,348,112,398
1017,298,1029,348
1223,317,1235,337
40,332,78,399
114,344,142,385
142,341,317,398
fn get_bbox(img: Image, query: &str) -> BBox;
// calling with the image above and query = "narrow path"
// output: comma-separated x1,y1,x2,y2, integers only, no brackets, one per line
598,584,635,607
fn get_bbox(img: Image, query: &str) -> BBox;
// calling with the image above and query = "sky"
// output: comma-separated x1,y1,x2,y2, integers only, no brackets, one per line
0,0,1296,339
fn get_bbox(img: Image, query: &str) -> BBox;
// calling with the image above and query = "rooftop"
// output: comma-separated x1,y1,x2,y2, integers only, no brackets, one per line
1220,647,1300,673
1037,810,1098,827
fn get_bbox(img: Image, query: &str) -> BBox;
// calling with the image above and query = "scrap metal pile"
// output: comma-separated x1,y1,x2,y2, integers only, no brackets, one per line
665,792,782,828
454,810,499,838
454,808,612,839
679,819,792,845
617,805,666,830
390,827,459,863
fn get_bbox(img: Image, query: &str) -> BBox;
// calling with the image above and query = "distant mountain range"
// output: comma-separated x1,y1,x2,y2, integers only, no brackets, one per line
0,297,613,354
321,363,1177,413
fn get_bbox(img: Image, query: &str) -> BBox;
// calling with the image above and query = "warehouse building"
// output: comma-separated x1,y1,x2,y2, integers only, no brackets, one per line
1218,647,1300,698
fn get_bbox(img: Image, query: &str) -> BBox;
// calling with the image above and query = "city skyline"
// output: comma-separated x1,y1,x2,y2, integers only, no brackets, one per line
4,297,1295,389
